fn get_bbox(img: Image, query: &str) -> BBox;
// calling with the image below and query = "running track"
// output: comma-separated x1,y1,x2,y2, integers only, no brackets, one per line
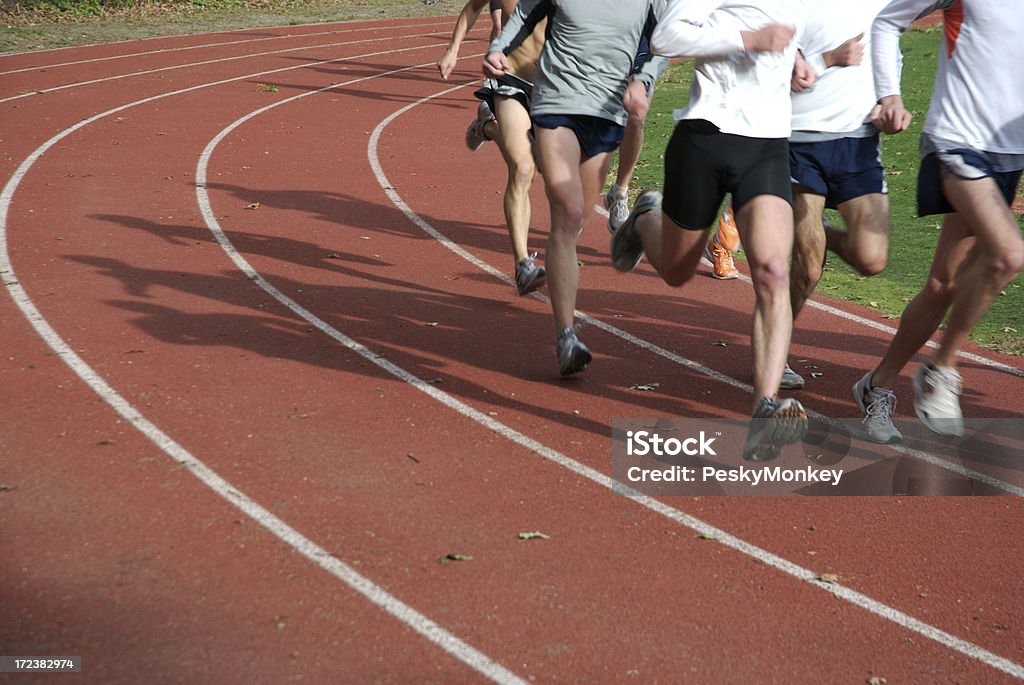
1,16,1022,684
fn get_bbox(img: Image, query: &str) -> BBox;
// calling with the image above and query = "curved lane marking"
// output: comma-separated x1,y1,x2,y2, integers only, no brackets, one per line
0,19,451,76
189,58,1024,678
0,31,440,104
2,25,1022,682
1,49,528,685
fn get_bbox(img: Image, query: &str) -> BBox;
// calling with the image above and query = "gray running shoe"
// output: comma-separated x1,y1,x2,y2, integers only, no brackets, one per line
852,371,903,444
465,101,494,151
780,363,805,390
604,189,630,234
913,363,964,437
556,326,592,377
742,396,809,461
610,189,662,272
514,252,546,296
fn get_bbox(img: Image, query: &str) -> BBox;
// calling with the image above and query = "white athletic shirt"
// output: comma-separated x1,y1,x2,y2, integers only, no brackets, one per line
651,0,823,138
790,1,894,138
873,0,1024,154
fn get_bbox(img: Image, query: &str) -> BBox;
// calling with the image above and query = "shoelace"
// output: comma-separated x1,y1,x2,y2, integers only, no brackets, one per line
865,390,896,421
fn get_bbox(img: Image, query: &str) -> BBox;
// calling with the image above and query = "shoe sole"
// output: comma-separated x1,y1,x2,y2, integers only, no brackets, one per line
779,375,804,390
743,402,808,461
611,191,661,272
516,268,547,296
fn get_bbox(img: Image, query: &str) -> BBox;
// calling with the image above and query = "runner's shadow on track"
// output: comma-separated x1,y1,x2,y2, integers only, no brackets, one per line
193,183,547,259
64,252,740,449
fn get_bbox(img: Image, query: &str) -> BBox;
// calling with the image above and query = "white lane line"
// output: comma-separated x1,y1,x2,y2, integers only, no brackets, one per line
193,59,1021,678
1,49,527,685
0,19,451,76
362,88,1024,675
592,206,1023,379
2,23,1020,680
0,30,440,104
369,86,1024,497
724,270,1022,378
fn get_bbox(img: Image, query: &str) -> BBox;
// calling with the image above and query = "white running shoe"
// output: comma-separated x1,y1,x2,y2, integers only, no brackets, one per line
913,363,964,436
852,371,903,444
779,363,805,390
604,189,630,234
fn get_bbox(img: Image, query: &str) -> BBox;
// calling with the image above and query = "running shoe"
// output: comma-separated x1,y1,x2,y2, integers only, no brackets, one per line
604,189,630,234
716,204,740,252
465,101,495,151
852,371,903,444
556,326,592,376
742,396,809,461
703,235,739,280
610,189,661,272
514,252,546,296
913,362,965,437
779,362,805,390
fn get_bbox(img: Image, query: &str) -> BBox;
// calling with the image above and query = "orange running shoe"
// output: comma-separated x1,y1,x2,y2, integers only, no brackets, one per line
704,235,739,280
716,204,740,252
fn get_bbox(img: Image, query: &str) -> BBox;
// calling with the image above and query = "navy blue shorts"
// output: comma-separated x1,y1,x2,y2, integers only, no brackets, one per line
918,148,1024,216
789,134,886,209
531,113,625,159
662,119,791,230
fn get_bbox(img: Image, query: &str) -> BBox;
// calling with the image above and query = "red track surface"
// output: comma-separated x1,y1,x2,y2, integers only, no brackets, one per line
2,16,1022,685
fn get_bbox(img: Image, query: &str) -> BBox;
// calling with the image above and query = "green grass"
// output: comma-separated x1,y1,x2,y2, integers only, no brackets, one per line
628,27,1023,355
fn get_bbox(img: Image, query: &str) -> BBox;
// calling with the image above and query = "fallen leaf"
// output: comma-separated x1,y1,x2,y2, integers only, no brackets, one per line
867,678,887,685
1002,326,1018,333
245,202,260,210
517,532,550,541
817,572,841,583
868,301,879,308
0,484,16,492
713,340,728,347
696,533,716,540
426,322,439,327
439,553,473,563
810,372,824,379
629,383,660,391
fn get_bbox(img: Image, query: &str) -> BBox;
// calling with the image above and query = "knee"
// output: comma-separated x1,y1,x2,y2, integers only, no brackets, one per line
792,258,823,294
511,158,536,188
923,272,956,304
994,240,1024,284
854,253,888,277
850,245,889,277
551,204,586,238
751,255,790,293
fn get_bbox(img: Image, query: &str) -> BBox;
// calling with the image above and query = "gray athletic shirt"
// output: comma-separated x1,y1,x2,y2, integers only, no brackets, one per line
489,0,667,126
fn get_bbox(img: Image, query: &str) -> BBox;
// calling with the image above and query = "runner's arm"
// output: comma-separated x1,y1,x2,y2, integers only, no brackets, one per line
438,0,491,80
